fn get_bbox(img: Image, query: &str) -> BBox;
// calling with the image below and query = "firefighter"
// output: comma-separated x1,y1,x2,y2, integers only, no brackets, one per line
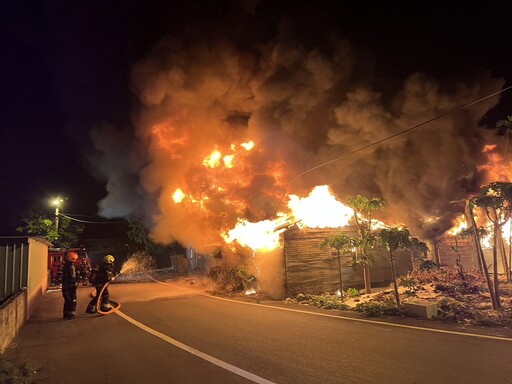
62,251,79,320
86,254,115,314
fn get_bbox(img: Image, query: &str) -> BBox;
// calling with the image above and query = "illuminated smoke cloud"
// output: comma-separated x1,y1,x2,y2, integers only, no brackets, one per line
90,4,506,252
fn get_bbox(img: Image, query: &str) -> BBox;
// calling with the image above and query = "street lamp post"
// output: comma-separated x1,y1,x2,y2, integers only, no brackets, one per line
52,198,63,232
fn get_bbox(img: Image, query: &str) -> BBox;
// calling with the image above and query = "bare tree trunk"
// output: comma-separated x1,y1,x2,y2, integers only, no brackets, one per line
453,236,466,282
493,224,502,309
465,200,483,272
497,225,510,281
336,250,344,299
363,264,371,294
388,250,400,307
467,203,498,309
431,240,441,265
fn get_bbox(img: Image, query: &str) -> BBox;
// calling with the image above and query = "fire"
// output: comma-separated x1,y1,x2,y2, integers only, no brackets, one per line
222,219,282,251
203,148,222,168
223,155,234,168
241,141,254,150
172,188,186,203
288,185,353,228
478,144,512,183
448,214,467,236
151,122,188,159
223,185,357,251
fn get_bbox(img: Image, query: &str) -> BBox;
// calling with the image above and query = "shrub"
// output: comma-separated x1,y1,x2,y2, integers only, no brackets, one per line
310,293,348,310
346,288,360,297
354,299,405,317
206,264,254,292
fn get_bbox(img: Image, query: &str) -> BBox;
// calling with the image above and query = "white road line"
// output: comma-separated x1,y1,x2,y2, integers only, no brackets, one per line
148,277,512,342
115,310,277,384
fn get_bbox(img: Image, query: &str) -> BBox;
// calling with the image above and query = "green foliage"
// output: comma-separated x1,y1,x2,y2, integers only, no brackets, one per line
378,227,412,252
346,287,360,297
319,233,358,253
399,276,420,297
419,259,438,271
345,195,386,213
410,237,429,258
16,212,83,248
310,293,348,310
354,299,404,317
473,182,512,224
206,264,255,292
127,217,182,257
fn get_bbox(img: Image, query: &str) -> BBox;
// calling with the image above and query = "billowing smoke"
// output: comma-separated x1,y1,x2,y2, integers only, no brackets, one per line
90,4,505,256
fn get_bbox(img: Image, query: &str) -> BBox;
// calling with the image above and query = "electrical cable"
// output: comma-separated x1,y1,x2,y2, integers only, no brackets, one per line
60,213,125,224
272,84,512,215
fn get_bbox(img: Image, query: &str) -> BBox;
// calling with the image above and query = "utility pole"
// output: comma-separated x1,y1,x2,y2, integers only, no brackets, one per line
53,198,63,232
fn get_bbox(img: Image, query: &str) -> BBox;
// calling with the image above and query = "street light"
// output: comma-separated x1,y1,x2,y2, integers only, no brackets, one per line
52,197,64,232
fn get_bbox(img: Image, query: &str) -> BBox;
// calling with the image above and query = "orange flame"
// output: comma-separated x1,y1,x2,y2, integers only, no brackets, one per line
203,148,222,168
288,185,353,228
222,219,282,251
478,144,512,183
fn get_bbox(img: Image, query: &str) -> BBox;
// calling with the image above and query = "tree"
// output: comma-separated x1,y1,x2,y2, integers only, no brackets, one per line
345,195,386,294
319,233,359,298
473,181,512,310
127,217,185,260
16,212,83,248
377,227,412,307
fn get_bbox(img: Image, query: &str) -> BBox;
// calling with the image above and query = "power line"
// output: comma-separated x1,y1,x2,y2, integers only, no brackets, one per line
60,213,126,224
273,84,512,214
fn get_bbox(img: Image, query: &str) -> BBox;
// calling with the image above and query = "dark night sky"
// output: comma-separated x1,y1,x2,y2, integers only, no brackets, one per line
1,0,511,236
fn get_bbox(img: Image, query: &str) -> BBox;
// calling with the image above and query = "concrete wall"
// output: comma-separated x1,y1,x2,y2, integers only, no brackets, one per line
27,237,50,315
0,289,26,354
0,237,51,355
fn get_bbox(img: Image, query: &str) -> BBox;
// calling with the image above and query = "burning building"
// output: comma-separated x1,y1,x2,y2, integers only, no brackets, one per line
86,5,512,298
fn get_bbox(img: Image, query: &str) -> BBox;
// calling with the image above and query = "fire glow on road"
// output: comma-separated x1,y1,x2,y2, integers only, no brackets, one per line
115,310,277,384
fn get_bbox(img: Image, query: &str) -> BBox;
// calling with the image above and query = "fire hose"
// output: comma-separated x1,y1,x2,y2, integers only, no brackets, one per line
91,273,122,315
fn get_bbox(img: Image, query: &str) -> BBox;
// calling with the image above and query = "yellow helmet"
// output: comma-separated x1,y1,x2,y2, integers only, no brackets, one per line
68,252,79,262
103,255,115,264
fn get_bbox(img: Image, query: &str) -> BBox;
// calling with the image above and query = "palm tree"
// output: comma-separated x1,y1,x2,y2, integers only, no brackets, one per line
345,195,386,294
377,227,412,307
320,233,359,298
473,181,512,310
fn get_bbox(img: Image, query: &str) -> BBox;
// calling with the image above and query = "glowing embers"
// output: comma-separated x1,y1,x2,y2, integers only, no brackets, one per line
288,185,354,228
202,141,255,169
172,188,186,203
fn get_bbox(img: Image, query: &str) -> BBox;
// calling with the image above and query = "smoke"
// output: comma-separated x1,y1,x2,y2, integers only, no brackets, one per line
90,3,506,255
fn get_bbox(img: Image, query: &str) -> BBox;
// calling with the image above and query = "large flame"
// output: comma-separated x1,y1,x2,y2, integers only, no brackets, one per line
288,185,353,228
478,144,512,183
222,185,356,251
448,144,512,248
222,219,282,251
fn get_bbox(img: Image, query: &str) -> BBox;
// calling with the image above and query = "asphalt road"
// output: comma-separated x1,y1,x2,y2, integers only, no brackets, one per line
4,280,512,384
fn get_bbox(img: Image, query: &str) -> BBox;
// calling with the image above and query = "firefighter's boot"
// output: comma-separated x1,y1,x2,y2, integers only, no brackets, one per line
86,304,97,314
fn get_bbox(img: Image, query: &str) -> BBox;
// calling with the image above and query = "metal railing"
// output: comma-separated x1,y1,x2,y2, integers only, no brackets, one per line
0,239,29,304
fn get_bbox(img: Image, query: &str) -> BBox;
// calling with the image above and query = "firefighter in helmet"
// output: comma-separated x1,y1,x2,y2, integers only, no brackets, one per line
86,254,115,313
62,251,79,320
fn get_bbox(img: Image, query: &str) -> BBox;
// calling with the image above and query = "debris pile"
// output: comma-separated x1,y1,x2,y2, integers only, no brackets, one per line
286,266,512,326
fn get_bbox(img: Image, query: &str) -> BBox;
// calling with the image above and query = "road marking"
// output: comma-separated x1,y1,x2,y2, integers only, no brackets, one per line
115,310,277,384
149,278,512,342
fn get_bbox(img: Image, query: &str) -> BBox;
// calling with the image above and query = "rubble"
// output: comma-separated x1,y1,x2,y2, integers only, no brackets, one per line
287,266,512,326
